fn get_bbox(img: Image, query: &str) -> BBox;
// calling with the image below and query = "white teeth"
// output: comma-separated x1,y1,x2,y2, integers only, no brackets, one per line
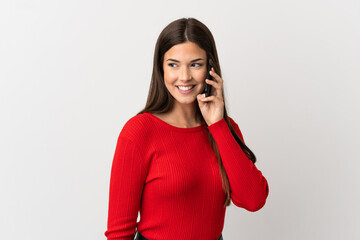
177,85,194,90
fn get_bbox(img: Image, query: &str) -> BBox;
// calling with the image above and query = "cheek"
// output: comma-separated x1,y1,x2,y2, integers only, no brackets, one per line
194,71,207,82
164,69,177,83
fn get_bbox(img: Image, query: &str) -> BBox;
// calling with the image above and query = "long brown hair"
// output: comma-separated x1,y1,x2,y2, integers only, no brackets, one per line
137,17,256,207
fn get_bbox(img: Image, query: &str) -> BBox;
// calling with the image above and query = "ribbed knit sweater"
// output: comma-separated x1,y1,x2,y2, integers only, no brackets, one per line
105,112,269,240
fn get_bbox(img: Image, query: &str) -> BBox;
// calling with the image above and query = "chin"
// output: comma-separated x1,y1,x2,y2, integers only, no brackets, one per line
173,97,196,105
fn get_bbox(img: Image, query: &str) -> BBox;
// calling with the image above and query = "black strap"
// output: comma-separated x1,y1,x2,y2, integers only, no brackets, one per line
134,230,148,240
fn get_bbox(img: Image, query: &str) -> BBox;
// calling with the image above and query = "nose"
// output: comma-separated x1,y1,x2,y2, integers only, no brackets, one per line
179,66,192,81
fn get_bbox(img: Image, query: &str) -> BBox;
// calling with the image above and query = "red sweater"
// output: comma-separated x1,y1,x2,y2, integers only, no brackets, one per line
105,112,269,240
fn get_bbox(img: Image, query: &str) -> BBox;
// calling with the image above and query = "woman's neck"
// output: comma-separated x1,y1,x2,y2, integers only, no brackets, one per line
154,103,202,128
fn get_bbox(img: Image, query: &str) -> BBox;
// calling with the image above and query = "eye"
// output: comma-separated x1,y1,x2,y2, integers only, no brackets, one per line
168,63,177,67
191,63,203,67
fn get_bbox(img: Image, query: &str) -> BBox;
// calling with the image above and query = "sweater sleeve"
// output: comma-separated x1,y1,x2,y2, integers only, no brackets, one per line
207,118,269,212
105,135,147,240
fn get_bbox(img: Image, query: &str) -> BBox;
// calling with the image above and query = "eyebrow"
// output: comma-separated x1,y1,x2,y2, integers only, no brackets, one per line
166,58,205,63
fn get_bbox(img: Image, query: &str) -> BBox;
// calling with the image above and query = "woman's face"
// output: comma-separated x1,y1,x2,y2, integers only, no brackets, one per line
163,41,207,105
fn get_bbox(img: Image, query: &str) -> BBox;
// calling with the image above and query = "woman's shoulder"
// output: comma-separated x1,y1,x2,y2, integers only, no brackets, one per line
118,112,153,142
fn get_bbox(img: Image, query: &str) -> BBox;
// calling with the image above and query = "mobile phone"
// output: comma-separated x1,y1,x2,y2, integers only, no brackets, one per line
203,63,212,97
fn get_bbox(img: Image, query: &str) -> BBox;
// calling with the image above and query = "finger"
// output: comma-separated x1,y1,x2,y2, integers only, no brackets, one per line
197,94,207,105
200,95,217,102
206,79,223,95
205,78,220,88
205,79,220,95
210,68,223,83
205,79,224,100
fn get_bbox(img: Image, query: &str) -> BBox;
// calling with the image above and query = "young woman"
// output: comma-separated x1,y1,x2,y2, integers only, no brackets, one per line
105,17,269,240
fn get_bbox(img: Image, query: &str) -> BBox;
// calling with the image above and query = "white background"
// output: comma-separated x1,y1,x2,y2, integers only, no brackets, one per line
1,0,359,239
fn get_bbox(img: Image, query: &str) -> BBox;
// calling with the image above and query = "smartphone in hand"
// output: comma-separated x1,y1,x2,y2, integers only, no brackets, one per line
203,63,213,97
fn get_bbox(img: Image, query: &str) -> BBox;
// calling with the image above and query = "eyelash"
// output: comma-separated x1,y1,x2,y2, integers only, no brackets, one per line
168,63,203,67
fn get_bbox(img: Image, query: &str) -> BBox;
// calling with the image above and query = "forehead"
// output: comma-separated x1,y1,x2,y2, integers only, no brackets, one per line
164,42,206,60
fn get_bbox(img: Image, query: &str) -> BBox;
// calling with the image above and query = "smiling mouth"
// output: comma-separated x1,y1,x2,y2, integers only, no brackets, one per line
176,85,196,90
176,85,196,94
